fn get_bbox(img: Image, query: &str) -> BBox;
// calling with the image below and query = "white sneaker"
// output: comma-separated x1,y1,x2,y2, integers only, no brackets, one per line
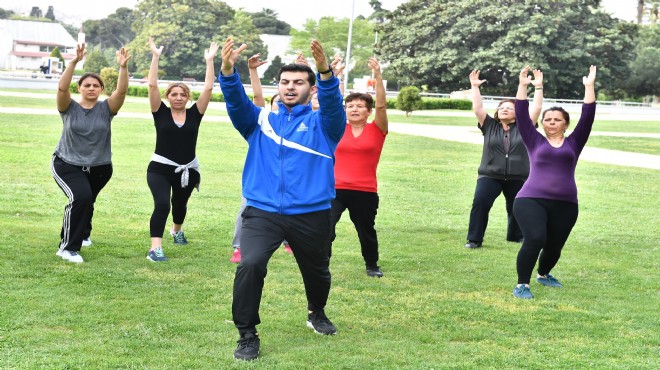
56,249,84,263
82,238,92,247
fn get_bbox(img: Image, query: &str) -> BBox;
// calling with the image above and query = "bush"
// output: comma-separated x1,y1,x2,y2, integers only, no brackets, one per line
100,67,119,96
396,86,422,116
421,98,471,110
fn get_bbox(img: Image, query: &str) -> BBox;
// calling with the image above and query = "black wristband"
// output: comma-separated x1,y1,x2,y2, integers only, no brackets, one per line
318,67,332,74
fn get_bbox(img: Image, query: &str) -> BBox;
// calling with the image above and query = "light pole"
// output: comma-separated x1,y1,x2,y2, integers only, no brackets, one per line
344,0,355,93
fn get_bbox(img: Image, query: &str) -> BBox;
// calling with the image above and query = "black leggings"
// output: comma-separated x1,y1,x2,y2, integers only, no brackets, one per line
513,198,578,284
147,170,199,238
330,189,380,266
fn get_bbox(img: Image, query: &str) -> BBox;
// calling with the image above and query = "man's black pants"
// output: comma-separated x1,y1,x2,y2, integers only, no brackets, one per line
232,206,332,334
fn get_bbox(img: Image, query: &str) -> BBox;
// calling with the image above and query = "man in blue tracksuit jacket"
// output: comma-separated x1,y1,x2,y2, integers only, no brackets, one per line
219,38,346,361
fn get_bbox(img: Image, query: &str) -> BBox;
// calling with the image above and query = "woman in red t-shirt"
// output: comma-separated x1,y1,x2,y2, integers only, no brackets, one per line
331,57,388,277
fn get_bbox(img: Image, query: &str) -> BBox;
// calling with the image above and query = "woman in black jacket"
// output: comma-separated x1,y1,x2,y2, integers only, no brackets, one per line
464,69,542,249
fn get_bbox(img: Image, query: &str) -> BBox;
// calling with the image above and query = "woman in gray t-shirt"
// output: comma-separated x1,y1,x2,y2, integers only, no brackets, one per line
51,43,130,263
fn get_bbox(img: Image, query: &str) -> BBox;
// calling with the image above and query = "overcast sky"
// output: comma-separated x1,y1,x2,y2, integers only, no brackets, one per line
0,0,638,29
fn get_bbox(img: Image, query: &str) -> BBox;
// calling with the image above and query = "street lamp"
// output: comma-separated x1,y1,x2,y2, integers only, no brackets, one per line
344,0,355,93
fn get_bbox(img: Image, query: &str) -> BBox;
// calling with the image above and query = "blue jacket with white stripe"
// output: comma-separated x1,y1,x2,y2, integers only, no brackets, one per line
219,70,346,215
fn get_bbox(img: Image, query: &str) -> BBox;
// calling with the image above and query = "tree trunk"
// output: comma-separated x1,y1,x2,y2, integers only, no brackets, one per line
637,0,644,24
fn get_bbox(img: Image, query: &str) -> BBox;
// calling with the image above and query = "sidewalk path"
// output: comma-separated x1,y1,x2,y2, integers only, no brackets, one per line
1,102,657,170
389,123,660,170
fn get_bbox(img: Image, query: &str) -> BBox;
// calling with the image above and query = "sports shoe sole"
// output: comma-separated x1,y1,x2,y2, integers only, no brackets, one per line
306,321,337,335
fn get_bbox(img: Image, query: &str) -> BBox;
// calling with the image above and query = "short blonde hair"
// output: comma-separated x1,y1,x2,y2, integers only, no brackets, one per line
164,82,192,101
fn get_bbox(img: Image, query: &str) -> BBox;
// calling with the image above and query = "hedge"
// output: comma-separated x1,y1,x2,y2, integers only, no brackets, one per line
386,97,471,111
68,82,469,110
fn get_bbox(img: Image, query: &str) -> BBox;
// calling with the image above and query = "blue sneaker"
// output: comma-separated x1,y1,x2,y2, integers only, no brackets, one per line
170,230,188,245
513,285,533,299
536,274,563,287
147,247,168,262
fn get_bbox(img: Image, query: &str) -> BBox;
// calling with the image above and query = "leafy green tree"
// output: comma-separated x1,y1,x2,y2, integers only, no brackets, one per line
50,47,64,65
45,6,55,21
262,55,284,84
637,1,659,24
624,25,659,98
377,0,636,99
219,10,268,83
84,48,110,73
59,22,79,39
100,67,119,96
130,0,234,80
29,7,42,18
0,8,16,19
83,8,136,50
290,17,375,79
396,86,422,116
250,8,291,35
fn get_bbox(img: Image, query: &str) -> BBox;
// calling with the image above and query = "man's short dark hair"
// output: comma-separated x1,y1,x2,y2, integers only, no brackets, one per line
277,64,316,86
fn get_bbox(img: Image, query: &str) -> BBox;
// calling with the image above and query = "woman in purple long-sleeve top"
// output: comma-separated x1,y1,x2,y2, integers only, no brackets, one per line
511,65,597,299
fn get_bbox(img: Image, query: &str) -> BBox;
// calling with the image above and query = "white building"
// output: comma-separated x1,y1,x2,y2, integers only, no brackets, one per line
0,19,77,71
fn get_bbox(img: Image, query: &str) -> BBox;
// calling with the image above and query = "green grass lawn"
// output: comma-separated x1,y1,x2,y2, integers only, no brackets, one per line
0,100,658,369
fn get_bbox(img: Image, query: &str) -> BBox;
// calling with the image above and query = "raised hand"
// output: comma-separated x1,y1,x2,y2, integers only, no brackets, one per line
368,57,382,75
331,54,345,76
149,37,163,57
221,37,248,75
518,66,532,86
295,52,309,66
205,41,220,62
531,69,543,88
116,47,130,68
73,43,86,63
469,69,486,87
248,53,267,69
583,65,597,86
310,40,330,73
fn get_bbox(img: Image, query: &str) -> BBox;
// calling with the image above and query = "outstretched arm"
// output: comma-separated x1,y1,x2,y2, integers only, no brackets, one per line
571,65,598,151
583,65,596,104
529,69,544,123
310,40,332,81
516,65,532,100
248,53,267,108
331,54,345,96
147,37,163,112
196,41,220,114
370,57,388,133
57,43,85,112
469,70,487,126
108,47,130,114
220,37,247,77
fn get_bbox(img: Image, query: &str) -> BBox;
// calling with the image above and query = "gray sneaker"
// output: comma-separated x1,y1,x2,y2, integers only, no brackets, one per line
536,274,563,287
512,285,533,299
170,230,188,245
147,247,168,262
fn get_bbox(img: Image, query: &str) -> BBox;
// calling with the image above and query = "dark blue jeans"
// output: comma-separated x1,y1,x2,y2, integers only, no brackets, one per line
467,177,525,243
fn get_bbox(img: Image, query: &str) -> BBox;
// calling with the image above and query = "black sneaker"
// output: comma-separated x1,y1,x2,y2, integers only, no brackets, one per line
464,241,482,249
234,332,260,361
306,310,337,335
366,265,384,278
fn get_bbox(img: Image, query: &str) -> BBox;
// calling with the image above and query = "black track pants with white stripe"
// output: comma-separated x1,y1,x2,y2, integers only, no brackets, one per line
51,155,112,252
